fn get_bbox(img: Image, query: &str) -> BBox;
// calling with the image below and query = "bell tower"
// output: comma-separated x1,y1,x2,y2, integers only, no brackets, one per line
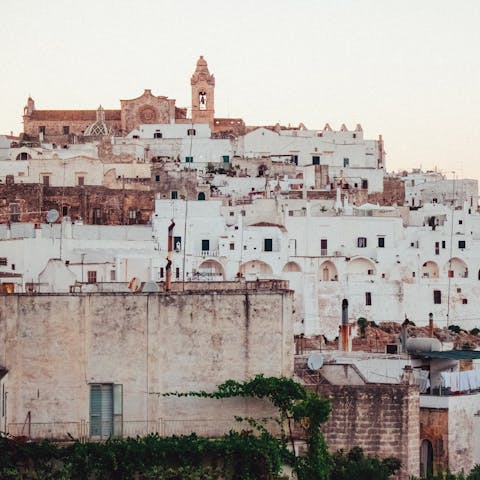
191,56,215,127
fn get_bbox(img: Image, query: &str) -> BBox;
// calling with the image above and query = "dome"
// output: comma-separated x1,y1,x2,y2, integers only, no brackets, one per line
84,121,113,137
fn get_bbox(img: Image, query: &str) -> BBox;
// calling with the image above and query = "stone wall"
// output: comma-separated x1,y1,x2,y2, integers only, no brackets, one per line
0,289,293,437
0,184,154,225
317,384,420,480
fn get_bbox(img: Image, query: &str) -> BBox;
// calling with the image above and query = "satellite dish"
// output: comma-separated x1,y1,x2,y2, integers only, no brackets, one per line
46,209,59,223
128,277,142,292
142,281,160,293
307,353,324,371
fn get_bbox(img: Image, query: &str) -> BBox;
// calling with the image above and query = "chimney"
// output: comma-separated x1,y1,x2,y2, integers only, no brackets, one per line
428,312,434,338
339,299,352,352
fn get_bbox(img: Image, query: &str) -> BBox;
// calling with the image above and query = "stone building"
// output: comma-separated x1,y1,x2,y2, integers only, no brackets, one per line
22,56,245,143
0,285,293,439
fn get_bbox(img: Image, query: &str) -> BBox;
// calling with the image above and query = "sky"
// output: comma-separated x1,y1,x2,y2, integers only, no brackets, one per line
1,0,480,180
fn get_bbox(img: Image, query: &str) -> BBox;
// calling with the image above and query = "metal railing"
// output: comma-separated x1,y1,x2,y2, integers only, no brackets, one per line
7,417,282,442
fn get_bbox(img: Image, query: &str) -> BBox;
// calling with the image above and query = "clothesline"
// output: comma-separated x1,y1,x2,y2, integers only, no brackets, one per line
440,369,480,392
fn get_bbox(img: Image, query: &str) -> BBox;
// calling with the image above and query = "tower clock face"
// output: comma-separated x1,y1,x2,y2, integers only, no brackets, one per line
199,91,207,110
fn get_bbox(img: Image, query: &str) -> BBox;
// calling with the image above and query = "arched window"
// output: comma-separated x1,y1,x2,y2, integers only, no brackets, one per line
16,152,31,160
197,192,206,201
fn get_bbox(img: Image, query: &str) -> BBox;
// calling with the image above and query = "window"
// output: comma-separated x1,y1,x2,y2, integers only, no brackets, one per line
463,298,468,304
174,236,182,251
42,175,50,186
459,220,463,225
187,128,196,136
159,267,164,279
202,239,210,252
9,203,20,222
128,209,137,224
223,155,230,163
264,238,273,252
229,243,235,250
442,241,446,249
458,240,466,249
63,126,70,135
39,126,46,135
320,238,328,256
77,176,85,186
0,258,7,266
93,208,102,224
175,267,180,279
378,237,385,248
433,290,441,304
171,191,178,200
312,156,320,165
435,242,440,255
110,270,116,281
185,156,193,163
361,179,368,189
11,264,15,271
367,269,374,275
291,155,298,165
153,132,162,139
357,237,367,248
343,158,350,167
87,271,97,284
365,292,372,306
155,175,160,182
197,192,206,200
16,152,31,160
89,384,123,439
62,206,68,216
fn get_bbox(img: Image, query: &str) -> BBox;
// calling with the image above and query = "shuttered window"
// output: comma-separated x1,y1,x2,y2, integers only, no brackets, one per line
89,384,122,439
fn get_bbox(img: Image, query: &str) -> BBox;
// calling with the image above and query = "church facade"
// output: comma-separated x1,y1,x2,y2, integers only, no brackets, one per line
22,56,245,144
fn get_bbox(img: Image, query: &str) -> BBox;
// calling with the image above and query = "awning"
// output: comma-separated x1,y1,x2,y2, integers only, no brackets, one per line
411,350,480,360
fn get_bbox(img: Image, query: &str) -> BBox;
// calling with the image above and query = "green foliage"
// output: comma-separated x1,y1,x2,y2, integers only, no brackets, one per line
470,328,480,336
448,325,463,334
330,447,401,480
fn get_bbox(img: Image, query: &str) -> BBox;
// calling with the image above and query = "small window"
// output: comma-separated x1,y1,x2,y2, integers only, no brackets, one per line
433,290,441,304
412,272,416,278
229,243,235,250
463,298,468,304
367,269,374,275
153,132,162,139
442,241,446,249
174,236,182,251
63,126,70,135
223,155,230,163
291,155,298,165
110,270,116,281
229,211,234,216
0,258,7,266
361,179,368,189
175,267,180,279
62,206,68,216
458,240,466,249
312,156,320,165
187,128,196,136
9,203,20,222
129,209,137,220
159,267,164,279
357,237,367,248
42,175,50,186
155,175,160,182
185,156,193,163
378,237,385,248
459,220,463,225
202,239,210,252
87,271,97,284
39,126,46,134
11,264,15,271
241,210,246,216
435,242,440,255
77,176,85,186
197,192,206,201
264,238,273,252
365,292,372,306
343,158,349,167
171,191,178,200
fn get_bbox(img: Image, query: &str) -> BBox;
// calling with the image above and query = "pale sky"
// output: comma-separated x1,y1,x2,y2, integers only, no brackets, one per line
1,0,480,180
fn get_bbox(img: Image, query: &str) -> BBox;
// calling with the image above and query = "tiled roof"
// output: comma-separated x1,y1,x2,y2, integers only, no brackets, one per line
29,110,121,121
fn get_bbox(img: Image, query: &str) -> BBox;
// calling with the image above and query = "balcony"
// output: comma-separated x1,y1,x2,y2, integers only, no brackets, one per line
200,250,219,258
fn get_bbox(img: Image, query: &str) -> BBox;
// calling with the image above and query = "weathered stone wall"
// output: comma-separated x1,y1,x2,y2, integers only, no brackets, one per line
317,384,420,480
0,184,154,225
368,177,405,206
0,290,293,433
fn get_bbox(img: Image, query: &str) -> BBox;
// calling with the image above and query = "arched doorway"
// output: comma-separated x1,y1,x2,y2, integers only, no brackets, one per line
197,192,206,200
420,439,433,478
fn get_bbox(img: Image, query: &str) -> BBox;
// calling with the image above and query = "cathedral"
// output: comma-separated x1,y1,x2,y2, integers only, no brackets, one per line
22,56,245,143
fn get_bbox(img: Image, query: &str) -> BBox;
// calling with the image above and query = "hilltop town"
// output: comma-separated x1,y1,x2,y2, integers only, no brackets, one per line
1,56,480,479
